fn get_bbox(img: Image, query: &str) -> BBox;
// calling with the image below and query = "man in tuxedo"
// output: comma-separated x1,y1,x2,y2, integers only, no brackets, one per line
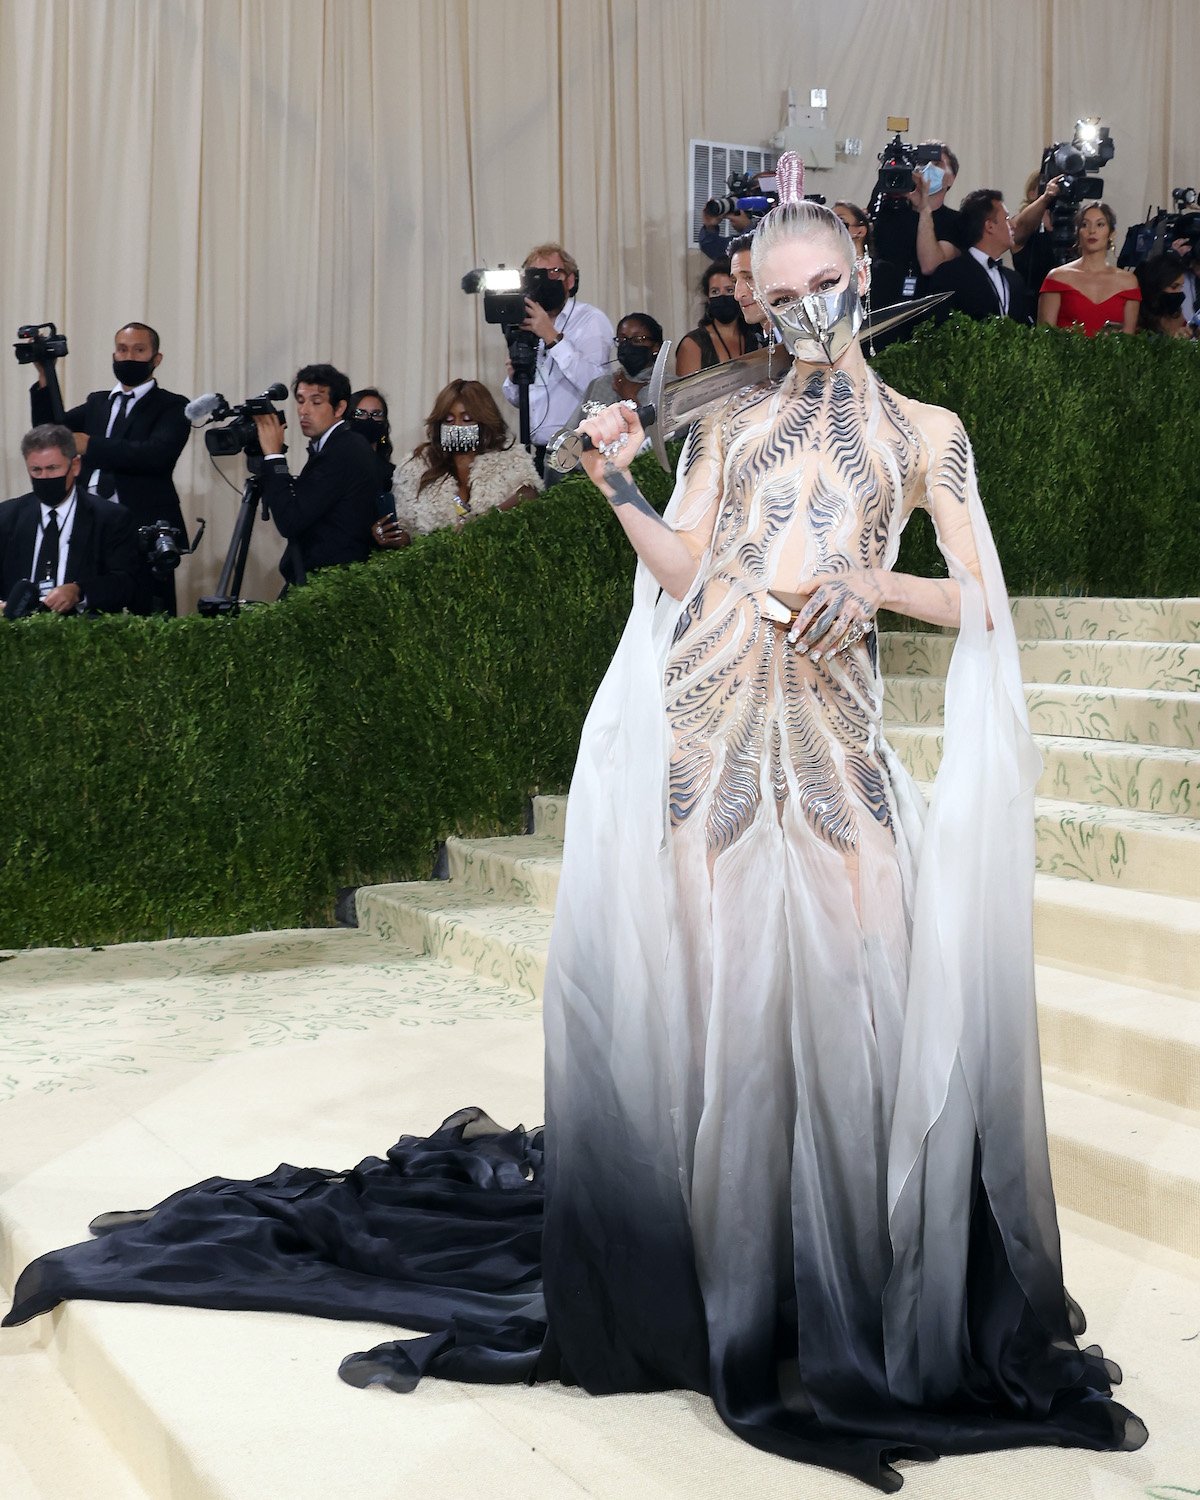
29,322,191,613
251,364,377,588
929,189,1035,327
0,425,142,617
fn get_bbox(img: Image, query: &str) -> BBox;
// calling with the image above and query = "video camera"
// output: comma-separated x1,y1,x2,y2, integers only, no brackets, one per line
704,171,780,220
188,383,289,468
873,135,945,201
1118,188,1200,270
462,265,563,446
1039,119,1115,263
13,322,68,366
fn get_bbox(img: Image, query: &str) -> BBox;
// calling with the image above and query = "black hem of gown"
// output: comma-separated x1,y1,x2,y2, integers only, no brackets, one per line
2,1107,1147,1493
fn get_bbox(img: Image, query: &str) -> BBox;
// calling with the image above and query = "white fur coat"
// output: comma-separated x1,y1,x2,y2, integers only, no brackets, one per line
393,446,542,535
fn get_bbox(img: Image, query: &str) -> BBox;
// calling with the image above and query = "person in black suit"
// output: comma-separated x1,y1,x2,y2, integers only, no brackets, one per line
0,425,142,617
29,322,191,613
251,364,377,588
929,189,1035,327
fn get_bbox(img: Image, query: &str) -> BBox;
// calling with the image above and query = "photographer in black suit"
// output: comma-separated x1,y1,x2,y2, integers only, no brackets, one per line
252,364,377,588
0,425,142,617
29,322,191,614
929,190,1035,327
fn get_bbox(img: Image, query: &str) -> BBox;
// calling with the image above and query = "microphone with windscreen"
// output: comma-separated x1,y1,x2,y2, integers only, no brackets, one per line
185,383,289,426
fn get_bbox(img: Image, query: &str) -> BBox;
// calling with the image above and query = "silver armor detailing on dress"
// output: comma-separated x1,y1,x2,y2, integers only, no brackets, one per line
931,421,972,503
664,364,917,859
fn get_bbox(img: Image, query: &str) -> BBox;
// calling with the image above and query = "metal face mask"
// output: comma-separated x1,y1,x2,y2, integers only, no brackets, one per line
762,275,864,365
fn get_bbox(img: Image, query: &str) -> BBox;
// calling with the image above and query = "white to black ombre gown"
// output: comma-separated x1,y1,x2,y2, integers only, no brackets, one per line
4,365,1146,1491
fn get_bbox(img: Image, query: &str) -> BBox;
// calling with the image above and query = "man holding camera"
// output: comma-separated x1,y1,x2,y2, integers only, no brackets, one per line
0,425,142,618
29,322,190,614
873,142,963,283
501,243,614,476
251,364,377,588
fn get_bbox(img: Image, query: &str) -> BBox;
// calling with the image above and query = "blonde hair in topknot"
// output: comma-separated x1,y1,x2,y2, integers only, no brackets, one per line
750,200,857,285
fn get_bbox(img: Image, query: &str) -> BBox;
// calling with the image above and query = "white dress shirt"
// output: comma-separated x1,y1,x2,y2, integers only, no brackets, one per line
501,299,616,447
968,246,1009,315
34,489,79,597
89,377,157,501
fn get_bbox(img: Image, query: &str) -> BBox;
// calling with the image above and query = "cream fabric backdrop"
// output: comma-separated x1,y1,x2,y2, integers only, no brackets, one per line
0,0,1195,606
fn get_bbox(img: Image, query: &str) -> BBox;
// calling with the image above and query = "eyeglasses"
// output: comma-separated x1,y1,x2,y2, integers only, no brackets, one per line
614,334,657,346
352,408,385,422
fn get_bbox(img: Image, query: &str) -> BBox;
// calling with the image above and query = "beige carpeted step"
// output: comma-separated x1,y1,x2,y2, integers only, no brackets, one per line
486,810,1200,984
0,1322,149,1499
1035,964,1200,1110
885,676,1200,749
1043,1070,1200,1259
882,631,1200,692
356,882,554,999
532,794,567,841
1008,596,1200,643
891,724,1198,816
1033,876,1200,991
1029,797,1200,899
444,833,563,913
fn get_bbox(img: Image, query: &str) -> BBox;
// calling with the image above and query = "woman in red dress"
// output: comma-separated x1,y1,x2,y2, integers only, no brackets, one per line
1038,203,1141,335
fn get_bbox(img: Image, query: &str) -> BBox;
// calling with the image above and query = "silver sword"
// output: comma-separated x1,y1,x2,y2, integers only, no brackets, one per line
546,292,950,475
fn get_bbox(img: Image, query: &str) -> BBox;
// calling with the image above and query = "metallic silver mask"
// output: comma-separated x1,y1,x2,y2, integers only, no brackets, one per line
760,268,866,366
440,422,480,453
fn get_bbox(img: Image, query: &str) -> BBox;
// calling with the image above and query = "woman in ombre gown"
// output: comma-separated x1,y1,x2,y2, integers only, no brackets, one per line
4,188,1145,1491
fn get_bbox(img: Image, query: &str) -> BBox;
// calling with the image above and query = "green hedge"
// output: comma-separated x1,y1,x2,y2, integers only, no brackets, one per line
2,319,1196,947
882,316,1200,596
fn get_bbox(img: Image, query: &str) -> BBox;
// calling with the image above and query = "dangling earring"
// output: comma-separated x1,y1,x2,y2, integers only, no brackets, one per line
860,254,875,358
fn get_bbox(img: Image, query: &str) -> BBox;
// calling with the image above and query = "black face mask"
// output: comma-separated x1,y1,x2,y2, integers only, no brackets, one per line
707,294,740,325
616,341,658,378
1159,291,1186,315
531,277,568,316
350,416,387,444
113,356,156,387
31,473,71,506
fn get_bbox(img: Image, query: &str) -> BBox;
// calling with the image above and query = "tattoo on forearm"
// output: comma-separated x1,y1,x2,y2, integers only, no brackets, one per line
604,466,669,528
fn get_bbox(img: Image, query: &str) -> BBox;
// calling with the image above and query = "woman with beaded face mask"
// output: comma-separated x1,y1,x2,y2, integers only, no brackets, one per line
391,379,541,537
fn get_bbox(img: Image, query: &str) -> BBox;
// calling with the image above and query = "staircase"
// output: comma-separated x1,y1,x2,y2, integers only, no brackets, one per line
358,598,1200,1261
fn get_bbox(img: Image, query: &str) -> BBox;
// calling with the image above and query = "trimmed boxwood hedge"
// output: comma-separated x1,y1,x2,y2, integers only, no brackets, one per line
2,317,1196,947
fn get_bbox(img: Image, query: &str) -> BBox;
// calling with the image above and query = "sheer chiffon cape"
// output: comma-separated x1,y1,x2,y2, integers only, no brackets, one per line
4,377,1145,1492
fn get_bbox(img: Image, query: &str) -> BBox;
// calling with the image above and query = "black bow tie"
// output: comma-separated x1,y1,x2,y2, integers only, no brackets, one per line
307,440,320,457
987,257,1002,270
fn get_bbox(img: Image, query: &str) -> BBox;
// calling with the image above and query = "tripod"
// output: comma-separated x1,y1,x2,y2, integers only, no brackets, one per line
506,330,539,451
197,468,268,617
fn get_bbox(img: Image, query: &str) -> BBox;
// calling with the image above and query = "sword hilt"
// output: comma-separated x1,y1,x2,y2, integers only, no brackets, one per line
546,402,658,473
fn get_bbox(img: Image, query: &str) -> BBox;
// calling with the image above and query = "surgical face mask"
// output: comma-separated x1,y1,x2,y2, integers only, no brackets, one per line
441,422,480,453
31,473,72,506
760,271,865,366
350,415,386,444
1159,291,1186,315
921,163,946,196
112,356,155,387
616,340,657,380
707,293,741,324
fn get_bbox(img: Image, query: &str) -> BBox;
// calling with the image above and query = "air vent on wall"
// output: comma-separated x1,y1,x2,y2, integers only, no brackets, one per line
689,139,779,249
